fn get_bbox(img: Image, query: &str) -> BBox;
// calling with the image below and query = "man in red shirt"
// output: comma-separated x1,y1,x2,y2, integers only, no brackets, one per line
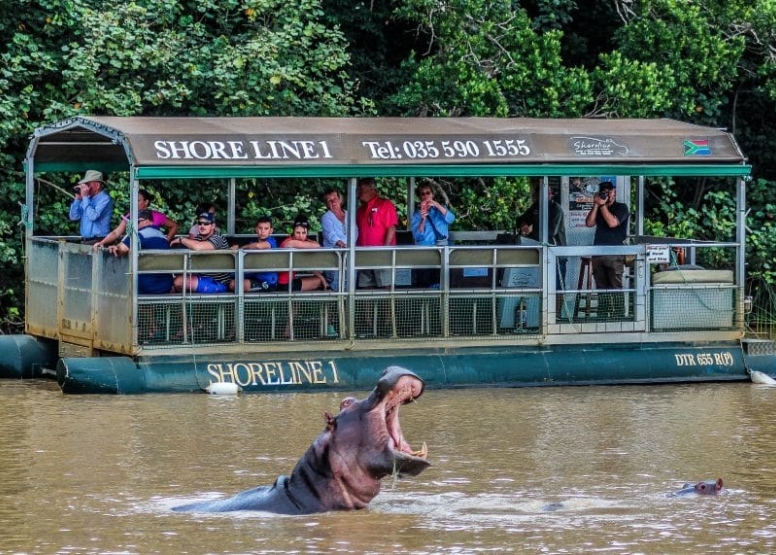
355,177,398,288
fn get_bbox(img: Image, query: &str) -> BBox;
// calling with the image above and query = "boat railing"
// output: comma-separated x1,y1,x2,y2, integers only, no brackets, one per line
642,239,739,331
24,235,743,356
26,237,135,355
548,244,648,337
135,243,545,346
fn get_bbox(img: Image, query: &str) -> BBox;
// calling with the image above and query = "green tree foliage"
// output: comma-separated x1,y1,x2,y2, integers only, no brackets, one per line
609,0,746,120
321,0,421,108
45,0,363,118
389,0,593,117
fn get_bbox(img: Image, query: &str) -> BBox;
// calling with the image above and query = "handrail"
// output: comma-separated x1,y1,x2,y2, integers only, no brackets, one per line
26,236,745,351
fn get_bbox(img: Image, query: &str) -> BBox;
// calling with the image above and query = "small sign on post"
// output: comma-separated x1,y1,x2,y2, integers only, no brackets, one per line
646,244,671,264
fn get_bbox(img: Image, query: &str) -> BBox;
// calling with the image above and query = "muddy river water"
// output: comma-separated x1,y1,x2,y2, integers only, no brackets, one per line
1,377,775,554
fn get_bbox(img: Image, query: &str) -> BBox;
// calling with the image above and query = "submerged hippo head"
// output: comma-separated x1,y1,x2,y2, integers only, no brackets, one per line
173,365,429,514
669,478,724,497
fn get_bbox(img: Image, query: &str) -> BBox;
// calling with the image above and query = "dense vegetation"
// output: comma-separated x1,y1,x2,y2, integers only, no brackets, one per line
1,0,775,332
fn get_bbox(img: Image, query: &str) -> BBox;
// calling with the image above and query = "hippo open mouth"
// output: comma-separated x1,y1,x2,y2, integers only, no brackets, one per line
332,366,430,480
379,370,429,475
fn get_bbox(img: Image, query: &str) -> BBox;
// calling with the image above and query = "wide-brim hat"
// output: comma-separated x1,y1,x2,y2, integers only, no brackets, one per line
78,170,104,185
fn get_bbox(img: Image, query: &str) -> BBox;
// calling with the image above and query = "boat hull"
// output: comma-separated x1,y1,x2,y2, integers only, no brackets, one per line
54,341,751,394
0,335,58,379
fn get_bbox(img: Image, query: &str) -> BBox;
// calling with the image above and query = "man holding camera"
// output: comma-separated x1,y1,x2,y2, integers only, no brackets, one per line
69,169,114,244
585,181,629,315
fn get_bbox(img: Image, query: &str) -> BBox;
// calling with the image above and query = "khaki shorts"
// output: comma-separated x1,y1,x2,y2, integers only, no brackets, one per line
358,269,392,288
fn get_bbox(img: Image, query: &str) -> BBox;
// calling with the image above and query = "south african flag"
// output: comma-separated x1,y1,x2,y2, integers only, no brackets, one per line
684,139,712,156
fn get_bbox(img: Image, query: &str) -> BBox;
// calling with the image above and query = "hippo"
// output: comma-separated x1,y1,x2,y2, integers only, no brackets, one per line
173,365,430,514
668,478,724,497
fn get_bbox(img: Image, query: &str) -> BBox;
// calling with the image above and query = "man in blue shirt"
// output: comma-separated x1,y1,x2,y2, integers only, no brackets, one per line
69,170,114,243
106,209,172,294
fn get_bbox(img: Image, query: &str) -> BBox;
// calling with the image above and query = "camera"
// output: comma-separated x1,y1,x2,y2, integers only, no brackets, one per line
598,191,608,199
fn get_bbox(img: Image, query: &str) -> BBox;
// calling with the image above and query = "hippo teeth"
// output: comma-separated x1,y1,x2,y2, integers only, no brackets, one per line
411,442,428,459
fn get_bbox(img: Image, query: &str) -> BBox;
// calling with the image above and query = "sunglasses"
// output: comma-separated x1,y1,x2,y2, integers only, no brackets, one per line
197,221,213,226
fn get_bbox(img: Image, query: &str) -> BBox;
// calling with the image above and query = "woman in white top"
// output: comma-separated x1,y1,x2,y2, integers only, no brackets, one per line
321,189,355,291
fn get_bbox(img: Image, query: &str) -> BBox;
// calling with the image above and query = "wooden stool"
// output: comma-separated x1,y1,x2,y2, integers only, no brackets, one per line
573,257,596,320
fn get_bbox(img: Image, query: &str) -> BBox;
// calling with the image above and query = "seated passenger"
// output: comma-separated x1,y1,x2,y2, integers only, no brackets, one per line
229,215,279,292
278,216,329,292
170,212,231,293
188,202,219,239
94,188,179,250
106,209,173,294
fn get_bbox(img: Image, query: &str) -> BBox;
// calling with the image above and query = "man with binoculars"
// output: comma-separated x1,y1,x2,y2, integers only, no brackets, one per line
585,180,630,317
69,169,114,244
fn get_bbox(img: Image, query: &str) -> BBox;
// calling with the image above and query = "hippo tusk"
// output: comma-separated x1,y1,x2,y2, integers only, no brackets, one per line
412,442,428,458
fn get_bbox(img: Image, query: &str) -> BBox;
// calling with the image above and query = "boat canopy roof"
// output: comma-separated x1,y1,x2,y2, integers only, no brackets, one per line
26,116,750,179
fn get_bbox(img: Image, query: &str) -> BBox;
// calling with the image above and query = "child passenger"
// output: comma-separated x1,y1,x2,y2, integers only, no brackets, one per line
230,216,279,292
278,216,329,292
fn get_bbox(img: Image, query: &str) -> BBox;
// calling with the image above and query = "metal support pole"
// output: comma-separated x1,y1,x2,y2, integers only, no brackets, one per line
346,177,358,339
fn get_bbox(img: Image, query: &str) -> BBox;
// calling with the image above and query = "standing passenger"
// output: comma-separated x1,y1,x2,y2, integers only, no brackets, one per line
411,182,455,246
518,181,568,313
355,177,398,289
69,170,114,244
585,180,629,316
411,182,455,287
517,182,566,247
321,188,352,291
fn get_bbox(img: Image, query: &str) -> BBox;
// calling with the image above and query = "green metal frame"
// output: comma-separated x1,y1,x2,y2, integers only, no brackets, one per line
130,163,751,180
